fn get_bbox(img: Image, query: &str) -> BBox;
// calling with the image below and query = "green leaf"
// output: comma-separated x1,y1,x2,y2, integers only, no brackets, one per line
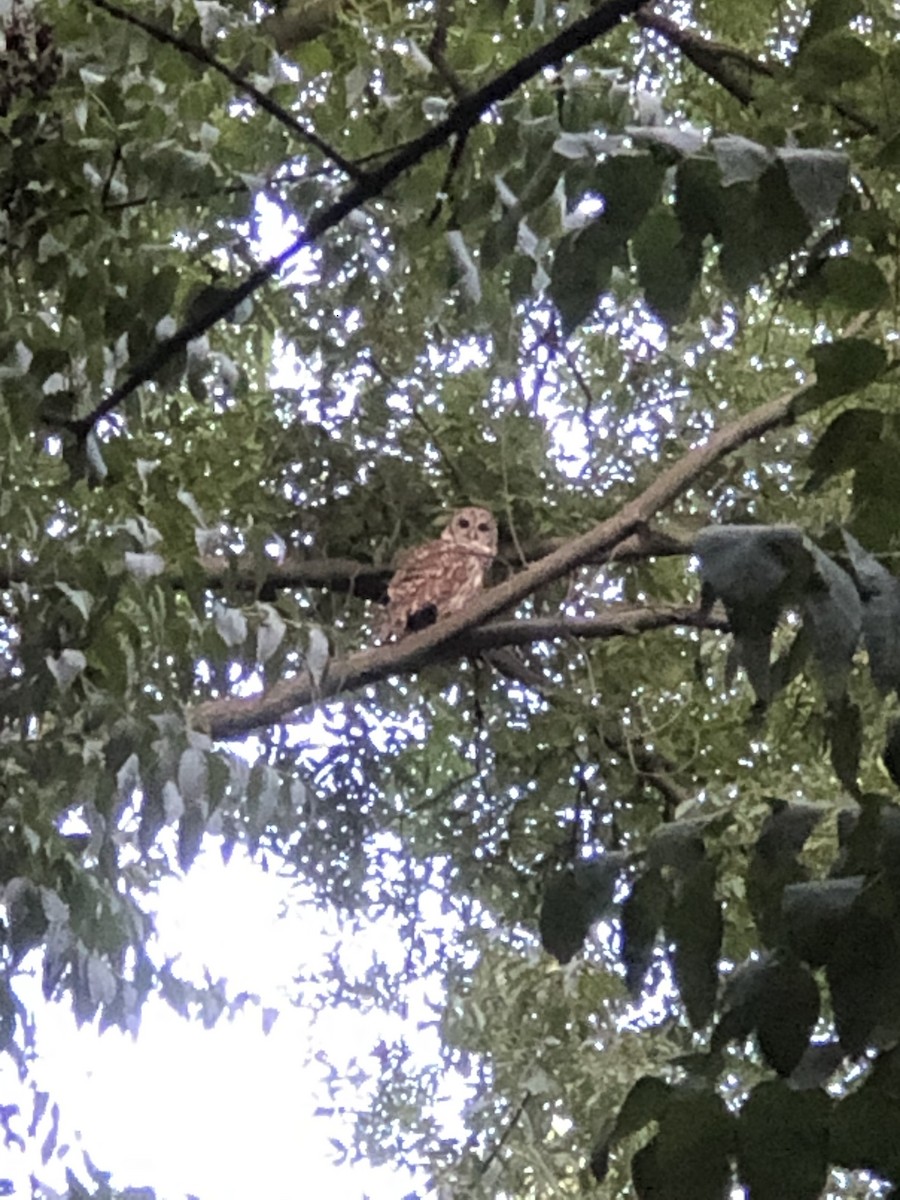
776,148,849,225
633,205,700,326
804,409,884,491
819,258,890,313
796,338,887,412
802,0,863,43
796,30,880,83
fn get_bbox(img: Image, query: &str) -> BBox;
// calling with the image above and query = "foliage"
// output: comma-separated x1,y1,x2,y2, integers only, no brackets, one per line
3,0,900,1195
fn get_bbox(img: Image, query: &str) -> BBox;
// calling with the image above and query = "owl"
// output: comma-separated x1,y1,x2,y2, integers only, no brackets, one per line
380,507,498,639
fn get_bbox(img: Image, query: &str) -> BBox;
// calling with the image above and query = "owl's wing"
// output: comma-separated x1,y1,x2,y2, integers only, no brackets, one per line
380,536,493,639
380,539,447,637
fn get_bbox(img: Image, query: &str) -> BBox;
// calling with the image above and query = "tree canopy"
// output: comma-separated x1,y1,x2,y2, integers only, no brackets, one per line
3,0,900,1194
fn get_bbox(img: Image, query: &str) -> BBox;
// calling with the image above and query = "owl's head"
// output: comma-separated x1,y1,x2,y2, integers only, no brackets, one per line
441,507,498,556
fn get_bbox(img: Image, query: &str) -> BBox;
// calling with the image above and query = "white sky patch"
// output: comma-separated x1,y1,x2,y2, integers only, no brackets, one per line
2,848,436,1199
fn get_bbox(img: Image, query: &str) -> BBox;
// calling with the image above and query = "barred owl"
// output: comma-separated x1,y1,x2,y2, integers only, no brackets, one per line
380,507,498,639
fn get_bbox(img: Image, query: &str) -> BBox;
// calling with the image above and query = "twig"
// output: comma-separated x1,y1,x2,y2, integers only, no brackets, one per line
479,1092,530,1177
67,0,648,437
86,0,364,179
636,5,879,135
427,0,466,100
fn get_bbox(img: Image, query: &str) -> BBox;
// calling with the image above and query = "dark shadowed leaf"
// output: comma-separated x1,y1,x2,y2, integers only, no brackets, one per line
747,801,824,944
539,870,592,965
540,855,623,964
830,1048,900,1180
843,532,900,693
0,979,17,1053
666,858,722,1028
646,819,706,871
6,878,48,963
633,206,700,326
614,1075,673,1139
736,1081,830,1200
830,1046,900,1176
654,1089,735,1200
826,897,900,1052
713,953,774,1053
885,723,900,790
788,1039,844,1090
755,958,820,1076
621,868,670,996
801,546,861,701
631,1138,665,1200
797,339,887,410
776,148,849,224
826,696,861,795
697,527,862,704
783,877,864,966
819,258,890,313
574,855,623,920
711,135,771,185
806,410,884,492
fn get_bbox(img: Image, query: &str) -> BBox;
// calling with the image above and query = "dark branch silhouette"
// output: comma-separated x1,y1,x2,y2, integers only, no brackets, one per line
68,0,646,437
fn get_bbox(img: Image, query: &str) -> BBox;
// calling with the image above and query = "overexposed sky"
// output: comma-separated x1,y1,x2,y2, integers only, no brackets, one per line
3,847,438,1199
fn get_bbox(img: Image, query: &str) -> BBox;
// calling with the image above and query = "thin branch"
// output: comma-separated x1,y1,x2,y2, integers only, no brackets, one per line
427,0,466,100
86,0,364,179
0,529,693,597
462,605,727,651
606,729,692,812
67,0,647,437
193,378,802,738
479,1092,530,1177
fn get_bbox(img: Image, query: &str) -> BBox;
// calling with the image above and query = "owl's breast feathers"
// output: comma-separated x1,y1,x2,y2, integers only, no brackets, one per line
381,537,494,639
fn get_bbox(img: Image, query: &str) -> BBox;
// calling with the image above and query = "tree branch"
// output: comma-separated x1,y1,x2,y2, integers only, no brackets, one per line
0,529,693,597
636,5,879,135
463,605,726,651
193,380,801,738
86,0,364,179
68,0,647,437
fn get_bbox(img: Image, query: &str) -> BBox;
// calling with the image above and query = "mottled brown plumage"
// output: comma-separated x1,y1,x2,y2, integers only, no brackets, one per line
381,507,498,639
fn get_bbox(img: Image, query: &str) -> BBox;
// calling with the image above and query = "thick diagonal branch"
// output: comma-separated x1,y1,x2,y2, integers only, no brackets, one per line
193,382,799,738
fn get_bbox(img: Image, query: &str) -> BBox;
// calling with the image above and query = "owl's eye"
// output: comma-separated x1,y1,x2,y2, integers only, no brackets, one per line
477,522,490,532
458,517,470,528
